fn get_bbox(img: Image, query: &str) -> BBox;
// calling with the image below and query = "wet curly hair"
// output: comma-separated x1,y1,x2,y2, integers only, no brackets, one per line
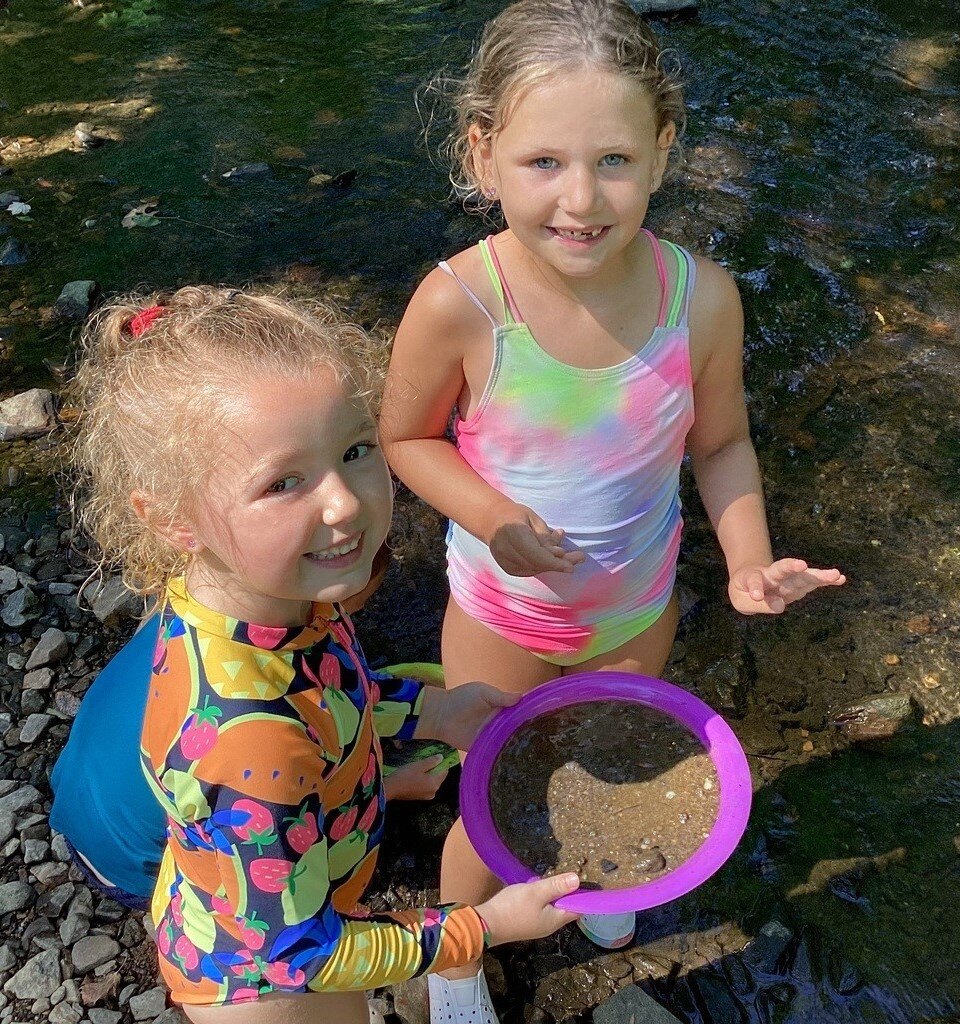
70,286,385,597
426,0,686,216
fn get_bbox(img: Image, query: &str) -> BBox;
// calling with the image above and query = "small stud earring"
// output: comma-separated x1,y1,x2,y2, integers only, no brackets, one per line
485,186,497,199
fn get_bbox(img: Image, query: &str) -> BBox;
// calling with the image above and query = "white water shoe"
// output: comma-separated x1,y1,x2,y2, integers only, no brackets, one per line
428,968,499,1024
577,911,637,949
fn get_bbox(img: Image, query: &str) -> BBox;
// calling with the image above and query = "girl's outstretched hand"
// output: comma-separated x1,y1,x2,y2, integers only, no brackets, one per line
477,873,581,946
382,756,449,802
428,683,520,752
729,558,846,615
486,502,586,577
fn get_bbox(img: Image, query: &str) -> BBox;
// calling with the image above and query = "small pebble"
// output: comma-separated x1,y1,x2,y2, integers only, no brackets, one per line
702,779,714,791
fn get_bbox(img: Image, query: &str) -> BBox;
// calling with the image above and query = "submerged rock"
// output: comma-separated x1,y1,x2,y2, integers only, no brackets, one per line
53,280,99,322
829,693,915,743
593,982,682,1023
0,236,28,265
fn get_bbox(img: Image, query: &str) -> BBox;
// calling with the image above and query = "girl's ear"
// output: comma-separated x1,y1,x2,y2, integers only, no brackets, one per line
650,120,677,193
130,490,203,554
468,123,495,195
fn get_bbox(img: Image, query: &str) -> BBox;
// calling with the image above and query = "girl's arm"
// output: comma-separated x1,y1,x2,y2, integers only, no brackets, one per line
381,268,583,577
687,259,844,614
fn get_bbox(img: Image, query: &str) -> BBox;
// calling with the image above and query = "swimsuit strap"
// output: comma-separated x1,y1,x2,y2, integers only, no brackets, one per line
661,241,696,329
438,261,500,328
482,236,521,324
642,227,671,327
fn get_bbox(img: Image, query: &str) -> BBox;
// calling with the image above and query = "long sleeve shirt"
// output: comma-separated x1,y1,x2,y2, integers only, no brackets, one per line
141,578,484,1007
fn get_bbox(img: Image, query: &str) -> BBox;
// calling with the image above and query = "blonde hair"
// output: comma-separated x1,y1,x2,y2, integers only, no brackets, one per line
431,0,685,215
70,286,384,597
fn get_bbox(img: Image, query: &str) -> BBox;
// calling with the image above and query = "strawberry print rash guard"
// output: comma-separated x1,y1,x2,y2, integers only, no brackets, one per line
141,578,485,1006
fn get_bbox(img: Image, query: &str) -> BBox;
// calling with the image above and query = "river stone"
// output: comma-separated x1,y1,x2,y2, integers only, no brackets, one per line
830,693,915,743
0,237,28,266
36,882,74,918
0,389,56,441
0,812,14,845
0,565,16,595
49,1003,82,1024
0,784,41,815
0,944,16,972
3,947,62,999
1,587,41,627
25,627,69,669
153,1010,188,1024
22,667,53,690
72,935,120,975
88,575,142,626
89,1010,122,1024
53,281,98,322
22,837,49,863
20,713,51,745
593,983,683,1023
0,880,34,913
221,162,271,180
60,888,94,946
129,986,167,1020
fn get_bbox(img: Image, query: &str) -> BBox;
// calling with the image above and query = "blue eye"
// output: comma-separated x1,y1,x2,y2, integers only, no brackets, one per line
534,157,558,170
600,154,628,167
344,442,376,463
267,475,301,494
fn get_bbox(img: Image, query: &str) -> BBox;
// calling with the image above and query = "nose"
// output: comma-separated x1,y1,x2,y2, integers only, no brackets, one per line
560,165,599,217
321,472,362,527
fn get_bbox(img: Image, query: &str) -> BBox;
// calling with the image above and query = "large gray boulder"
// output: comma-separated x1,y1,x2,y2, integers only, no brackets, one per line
0,388,57,440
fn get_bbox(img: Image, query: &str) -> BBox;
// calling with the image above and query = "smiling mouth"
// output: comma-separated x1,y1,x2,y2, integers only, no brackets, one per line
548,226,610,242
305,533,363,563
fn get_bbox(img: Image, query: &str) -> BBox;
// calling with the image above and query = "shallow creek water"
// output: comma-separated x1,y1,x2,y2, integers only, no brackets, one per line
2,0,959,1021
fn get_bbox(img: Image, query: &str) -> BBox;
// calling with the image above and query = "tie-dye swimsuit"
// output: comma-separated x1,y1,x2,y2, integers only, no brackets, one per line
444,230,696,666
141,579,484,1007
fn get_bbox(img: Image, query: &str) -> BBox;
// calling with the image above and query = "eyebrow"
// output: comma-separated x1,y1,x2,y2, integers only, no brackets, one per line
242,417,379,486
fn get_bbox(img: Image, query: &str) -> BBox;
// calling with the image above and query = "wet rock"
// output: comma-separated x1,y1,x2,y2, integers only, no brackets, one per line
0,236,28,265
4,947,62,999
692,973,747,1023
72,934,121,975
87,575,143,626
221,162,271,181
53,281,99,322
0,388,56,441
741,919,793,974
829,693,915,743
0,191,20,208
593,983,682,1023
129,985,167,1020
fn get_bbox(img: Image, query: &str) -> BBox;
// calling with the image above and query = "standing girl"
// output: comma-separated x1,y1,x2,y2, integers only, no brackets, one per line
381,0,844,1013
71,287,580,1023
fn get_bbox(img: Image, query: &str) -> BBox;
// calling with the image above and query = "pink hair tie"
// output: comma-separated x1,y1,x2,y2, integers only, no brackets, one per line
126,305,166,338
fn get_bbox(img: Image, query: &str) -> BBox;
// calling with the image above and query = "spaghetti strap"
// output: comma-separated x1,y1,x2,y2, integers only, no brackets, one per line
438,261,500,329
642,228,670,328
484,236,523,324
660,242,697,329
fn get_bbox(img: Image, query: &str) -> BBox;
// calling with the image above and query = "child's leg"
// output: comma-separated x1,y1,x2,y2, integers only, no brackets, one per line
182,991,368,1023
439,597,556,980
571,593,679,678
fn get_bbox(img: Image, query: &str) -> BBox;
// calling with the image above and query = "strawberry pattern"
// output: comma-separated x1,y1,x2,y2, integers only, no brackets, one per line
142,578,485,1007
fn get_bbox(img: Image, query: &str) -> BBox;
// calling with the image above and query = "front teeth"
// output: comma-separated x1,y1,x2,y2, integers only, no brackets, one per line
557,228,604,240
310,536,360,560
